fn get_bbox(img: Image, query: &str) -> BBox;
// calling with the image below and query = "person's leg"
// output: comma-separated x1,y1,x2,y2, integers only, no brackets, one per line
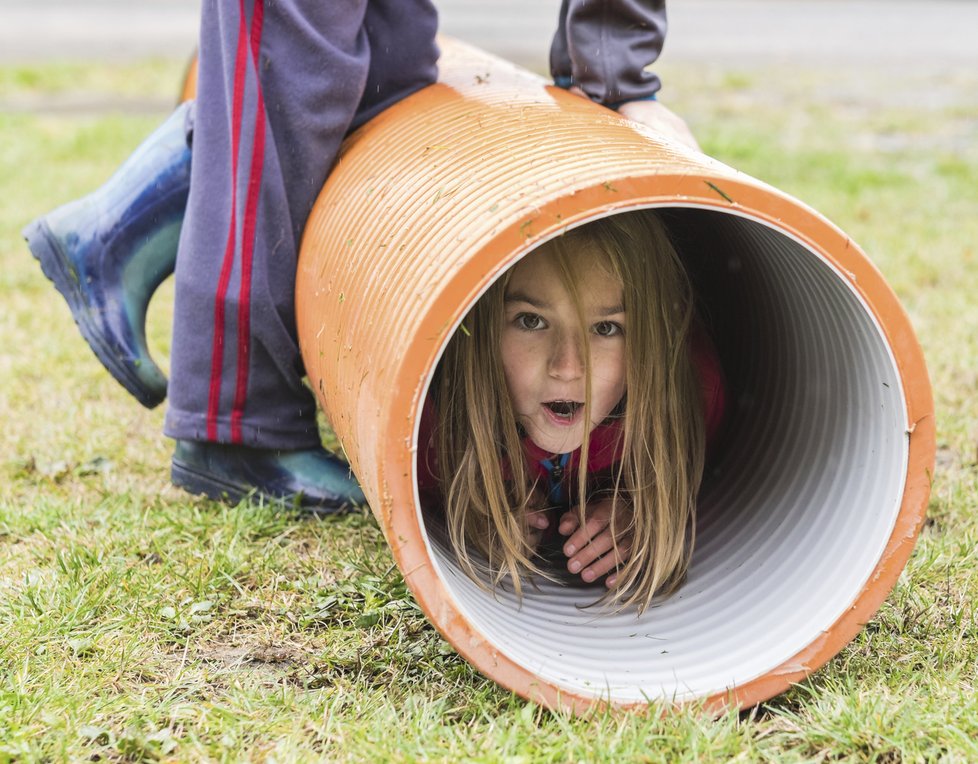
166,0,439,510
167,0,438,448
165,0,371,449
163,0,371,509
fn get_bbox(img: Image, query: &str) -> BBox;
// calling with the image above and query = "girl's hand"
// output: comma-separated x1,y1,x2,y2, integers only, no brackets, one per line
558,497,633,588
525,507,550,550
522,490,551,552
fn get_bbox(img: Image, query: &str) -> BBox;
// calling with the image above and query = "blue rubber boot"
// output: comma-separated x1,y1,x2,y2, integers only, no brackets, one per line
23,103,192,408
171,439,366,514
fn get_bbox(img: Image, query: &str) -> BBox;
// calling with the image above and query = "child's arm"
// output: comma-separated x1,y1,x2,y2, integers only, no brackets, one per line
557,498,633,587
551,0,699,150
551,0,666,106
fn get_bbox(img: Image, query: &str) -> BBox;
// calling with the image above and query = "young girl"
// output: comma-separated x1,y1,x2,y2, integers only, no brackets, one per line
420,210,725,613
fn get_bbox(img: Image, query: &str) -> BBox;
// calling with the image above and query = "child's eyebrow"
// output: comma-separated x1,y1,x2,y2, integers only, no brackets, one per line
504,290,547,309
504,291,624,316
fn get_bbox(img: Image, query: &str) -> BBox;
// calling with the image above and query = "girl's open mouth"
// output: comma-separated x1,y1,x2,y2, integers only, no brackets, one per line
544,400,582,423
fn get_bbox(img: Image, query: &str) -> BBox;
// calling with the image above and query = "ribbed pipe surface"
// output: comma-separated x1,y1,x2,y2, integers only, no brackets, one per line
295,39,934,713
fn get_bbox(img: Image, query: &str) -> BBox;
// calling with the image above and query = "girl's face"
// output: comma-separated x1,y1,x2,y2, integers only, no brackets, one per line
500,244,627,454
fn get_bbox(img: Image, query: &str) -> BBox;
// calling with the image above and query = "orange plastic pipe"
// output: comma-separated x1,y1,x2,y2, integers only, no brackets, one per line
292,39,933,714
179,54,197,103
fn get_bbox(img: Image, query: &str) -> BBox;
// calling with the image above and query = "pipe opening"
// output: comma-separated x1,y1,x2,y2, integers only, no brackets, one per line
415,206,909,704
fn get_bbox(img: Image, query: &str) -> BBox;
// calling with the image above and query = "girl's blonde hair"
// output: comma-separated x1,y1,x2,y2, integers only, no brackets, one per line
433,210,706,613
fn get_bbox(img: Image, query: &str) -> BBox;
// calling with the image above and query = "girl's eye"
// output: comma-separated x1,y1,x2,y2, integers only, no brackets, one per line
593,321,623,337
515,313,546,331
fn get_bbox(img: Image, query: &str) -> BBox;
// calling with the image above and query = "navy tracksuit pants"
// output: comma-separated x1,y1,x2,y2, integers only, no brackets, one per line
165,0,439,449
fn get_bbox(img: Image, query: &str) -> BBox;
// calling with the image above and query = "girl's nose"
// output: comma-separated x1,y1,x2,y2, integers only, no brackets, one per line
548,332,584,380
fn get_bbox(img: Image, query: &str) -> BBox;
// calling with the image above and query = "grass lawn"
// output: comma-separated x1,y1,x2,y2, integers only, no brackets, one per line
1,57,977,761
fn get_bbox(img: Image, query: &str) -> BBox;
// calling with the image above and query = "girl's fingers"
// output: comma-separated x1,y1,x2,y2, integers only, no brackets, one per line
557,510,580,536
583,544,630,583
565,531,615,577
555,496,633,585
563,511,612,556
526,508,550,530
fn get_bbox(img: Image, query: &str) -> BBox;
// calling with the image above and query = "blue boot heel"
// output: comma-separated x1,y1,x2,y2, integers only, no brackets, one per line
23,102,192,408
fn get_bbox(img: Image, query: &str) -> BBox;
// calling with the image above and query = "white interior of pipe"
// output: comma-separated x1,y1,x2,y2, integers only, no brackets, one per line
414,206,909,704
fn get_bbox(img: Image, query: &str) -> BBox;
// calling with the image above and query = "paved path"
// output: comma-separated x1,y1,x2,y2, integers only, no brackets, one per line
2,0,976,71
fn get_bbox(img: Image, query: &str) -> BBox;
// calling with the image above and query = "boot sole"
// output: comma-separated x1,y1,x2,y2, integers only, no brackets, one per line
170,456,253,506
24,218,166,409
170,457,350,516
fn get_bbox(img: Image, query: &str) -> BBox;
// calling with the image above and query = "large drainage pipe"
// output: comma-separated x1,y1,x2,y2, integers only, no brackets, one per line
295,39,934,713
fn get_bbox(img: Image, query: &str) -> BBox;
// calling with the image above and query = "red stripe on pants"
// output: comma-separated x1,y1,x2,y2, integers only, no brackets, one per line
206,0,265,443
231,0,267,442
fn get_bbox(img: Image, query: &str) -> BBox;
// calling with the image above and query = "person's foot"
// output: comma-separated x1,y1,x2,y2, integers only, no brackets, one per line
22,103,192,408
170,439,365,514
